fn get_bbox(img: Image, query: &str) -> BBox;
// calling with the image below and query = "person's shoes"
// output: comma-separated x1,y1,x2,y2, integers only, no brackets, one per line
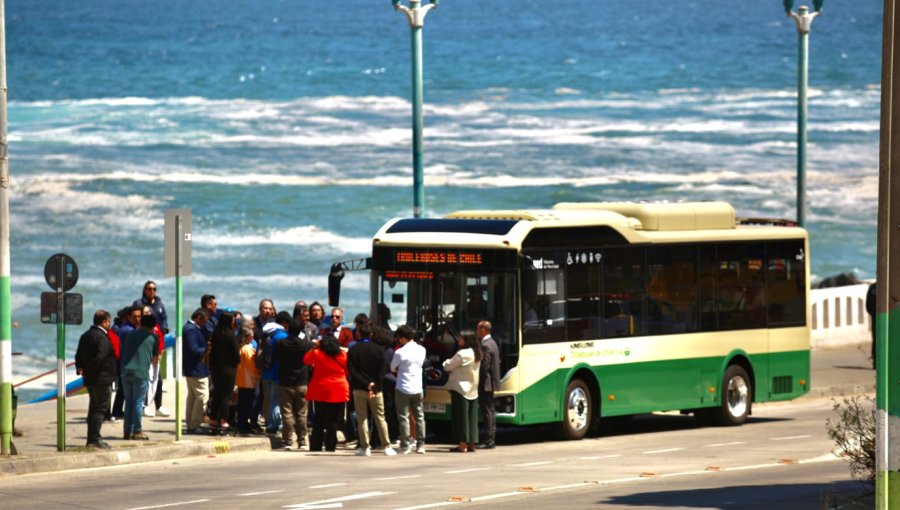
416,445,426,455
105,416,118,423
467,443,477,452
283,444,293,451
452,443,467,453
123,432,131,440
383,447,397,456
356,447,371,457
131,431,150,440
86,440,111,450
401,445,413,455
142,407,155,418
155,406,171,417
477,441,495,449
185,428,199,435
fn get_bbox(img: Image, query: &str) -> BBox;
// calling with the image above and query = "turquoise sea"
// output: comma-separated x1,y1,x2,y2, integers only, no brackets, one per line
4,0,882,387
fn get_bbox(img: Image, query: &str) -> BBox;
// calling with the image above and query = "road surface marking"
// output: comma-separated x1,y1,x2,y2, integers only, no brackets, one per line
727,462,782,471
309,483,348,489
444,467,491,474
239,490,282,496
542,482,597,491
510,461,553,467
643,447,684,454
580,454,620,460
706,441,745,447
393,502,456,510
798,453,842,464
470,491,528,502
770,434,812,441
660,470,715,478
284,491,395,510
374,474,422,481
126,501,210,510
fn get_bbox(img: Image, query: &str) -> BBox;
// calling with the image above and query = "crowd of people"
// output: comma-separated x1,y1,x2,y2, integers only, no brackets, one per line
74,281,502,455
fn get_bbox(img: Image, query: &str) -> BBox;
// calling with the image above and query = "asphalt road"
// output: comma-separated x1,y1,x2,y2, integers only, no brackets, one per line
0,397,872,510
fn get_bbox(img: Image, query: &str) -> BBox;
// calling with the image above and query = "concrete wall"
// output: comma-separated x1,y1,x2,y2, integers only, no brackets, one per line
810,283,872,348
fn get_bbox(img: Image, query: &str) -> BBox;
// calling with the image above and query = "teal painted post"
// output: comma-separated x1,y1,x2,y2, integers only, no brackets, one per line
0,0,11,456
56,296,65,451
411,23,425,218
796,28,808,228
393,0,436,219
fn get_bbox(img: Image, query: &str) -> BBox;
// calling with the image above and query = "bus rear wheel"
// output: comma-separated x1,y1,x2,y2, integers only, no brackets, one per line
712,365,752,426
560,379,593,440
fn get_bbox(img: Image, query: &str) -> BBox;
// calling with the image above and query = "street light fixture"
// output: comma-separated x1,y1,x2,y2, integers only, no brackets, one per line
392,0,438,219
783,0,824,228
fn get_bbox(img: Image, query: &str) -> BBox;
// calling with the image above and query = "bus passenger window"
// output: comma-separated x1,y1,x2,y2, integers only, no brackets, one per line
522,252,566,344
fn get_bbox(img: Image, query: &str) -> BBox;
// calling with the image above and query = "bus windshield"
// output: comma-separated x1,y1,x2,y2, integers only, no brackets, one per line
374,269,517,379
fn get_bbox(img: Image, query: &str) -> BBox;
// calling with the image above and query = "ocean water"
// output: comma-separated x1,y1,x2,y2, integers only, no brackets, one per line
4,0,882,388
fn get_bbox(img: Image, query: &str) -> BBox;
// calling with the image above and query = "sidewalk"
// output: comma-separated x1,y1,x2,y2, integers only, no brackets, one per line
0,341,876,477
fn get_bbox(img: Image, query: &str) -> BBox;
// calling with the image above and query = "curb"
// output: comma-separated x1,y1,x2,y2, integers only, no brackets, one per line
0,437,271,476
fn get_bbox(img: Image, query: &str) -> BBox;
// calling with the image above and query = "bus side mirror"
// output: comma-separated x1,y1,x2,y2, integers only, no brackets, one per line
328,263,345,307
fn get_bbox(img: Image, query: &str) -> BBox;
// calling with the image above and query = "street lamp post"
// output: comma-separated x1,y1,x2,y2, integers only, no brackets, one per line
783,0,823,228
392,0,438,219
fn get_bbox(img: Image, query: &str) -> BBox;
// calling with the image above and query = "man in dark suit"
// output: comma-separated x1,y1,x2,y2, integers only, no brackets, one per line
182,307,210,433
75,310,118,449
477,320,501,449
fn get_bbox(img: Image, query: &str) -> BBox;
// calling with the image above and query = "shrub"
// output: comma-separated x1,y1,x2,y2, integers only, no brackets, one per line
825,395,876,486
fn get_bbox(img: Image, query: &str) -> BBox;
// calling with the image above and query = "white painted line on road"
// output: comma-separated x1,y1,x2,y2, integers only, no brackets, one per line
597,476,650,485
126,500,210,510
706,441,745,448
309,483,348,489
444,467,491,474
726,462,782,471
580,454,620,460
393,502,458,510
660,470,714,478
770,434,812,441
469,491,528,502
284,491,395,509
239,490,282,496
510,461,553,467
541,482,597,491
798,453,842,464
374,474,422,481
643,447,684,454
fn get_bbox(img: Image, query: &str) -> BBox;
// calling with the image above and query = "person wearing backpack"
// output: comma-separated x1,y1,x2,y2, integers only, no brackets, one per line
259,311,290,434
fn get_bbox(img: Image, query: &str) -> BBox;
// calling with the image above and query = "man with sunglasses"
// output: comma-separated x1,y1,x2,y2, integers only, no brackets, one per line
322,308,353,348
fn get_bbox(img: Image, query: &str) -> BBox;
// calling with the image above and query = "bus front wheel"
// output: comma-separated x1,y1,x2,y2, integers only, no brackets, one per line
560,379,593,440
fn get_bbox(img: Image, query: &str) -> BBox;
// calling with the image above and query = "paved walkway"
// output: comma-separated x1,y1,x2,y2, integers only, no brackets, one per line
0,341,876,476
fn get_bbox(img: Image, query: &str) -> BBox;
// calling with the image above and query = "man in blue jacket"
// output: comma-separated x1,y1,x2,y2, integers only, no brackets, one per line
182,308,210,434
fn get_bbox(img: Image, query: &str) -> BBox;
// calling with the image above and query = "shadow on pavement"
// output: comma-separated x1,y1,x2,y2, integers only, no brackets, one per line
599,481,873,509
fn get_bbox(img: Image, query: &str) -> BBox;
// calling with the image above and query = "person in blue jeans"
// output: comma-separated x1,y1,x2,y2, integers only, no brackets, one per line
120,313,159,440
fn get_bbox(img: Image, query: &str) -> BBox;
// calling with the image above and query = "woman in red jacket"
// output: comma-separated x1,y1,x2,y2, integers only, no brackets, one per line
304,335,349,452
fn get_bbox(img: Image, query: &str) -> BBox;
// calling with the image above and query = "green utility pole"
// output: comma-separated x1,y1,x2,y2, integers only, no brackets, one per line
879,0,900,506
0,0,11,457
877,0,900,505
784,1,823,228
392,0,438,218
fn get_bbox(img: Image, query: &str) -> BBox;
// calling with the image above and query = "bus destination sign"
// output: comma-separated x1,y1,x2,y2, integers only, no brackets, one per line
396,250,483,265
372,246,518,272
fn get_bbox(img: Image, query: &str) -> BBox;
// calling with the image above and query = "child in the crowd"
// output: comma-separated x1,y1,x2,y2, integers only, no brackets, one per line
235,325,260,435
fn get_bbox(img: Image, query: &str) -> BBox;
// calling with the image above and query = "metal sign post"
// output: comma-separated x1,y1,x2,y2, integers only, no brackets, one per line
43,253,78,451
165,209,191,441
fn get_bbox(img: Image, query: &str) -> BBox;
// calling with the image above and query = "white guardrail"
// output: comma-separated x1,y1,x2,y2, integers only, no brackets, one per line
810,283,872,348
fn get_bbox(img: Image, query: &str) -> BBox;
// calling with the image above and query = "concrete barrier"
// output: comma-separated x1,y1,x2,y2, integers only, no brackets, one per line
810,283,872,348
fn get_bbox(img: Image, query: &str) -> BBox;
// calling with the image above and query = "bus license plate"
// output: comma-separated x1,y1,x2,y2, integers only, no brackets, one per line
424,403,446,414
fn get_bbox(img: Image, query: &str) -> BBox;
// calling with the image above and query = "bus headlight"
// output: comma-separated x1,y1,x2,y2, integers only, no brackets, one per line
495,395,515,415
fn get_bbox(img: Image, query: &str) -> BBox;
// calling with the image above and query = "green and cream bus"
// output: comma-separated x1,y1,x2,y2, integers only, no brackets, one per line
356,201,809,439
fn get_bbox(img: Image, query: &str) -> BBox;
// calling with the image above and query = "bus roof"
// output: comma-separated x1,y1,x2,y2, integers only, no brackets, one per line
372,202,807,250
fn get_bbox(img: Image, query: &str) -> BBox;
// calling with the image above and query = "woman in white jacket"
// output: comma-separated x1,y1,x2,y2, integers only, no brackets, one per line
442,333,483,452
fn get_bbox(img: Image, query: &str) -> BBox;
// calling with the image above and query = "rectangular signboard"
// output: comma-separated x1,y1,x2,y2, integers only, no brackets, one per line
40,292,83,325
164,208,192,277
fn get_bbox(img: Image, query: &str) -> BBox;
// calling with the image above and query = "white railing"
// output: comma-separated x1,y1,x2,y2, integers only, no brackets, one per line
809,283,872,348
